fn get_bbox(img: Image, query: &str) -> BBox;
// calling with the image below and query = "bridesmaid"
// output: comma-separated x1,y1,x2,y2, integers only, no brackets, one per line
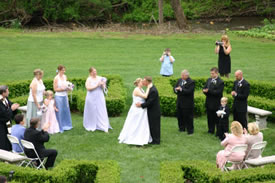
26,69,45,127
83,67,111,132
53,65,73,133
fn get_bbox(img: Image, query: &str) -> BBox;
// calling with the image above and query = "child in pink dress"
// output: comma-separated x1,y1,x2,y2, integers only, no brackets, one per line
41,90,60,134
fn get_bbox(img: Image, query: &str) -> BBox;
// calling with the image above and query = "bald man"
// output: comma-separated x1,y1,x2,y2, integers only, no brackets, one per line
231,70,250,129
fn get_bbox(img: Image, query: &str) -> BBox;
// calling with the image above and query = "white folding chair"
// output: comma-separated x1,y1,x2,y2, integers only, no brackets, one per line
244,141,267,168
20,139,46,169
7,135,28,166
224,144,248,171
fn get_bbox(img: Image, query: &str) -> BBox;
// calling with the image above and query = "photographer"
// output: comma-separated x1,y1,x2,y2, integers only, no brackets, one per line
159,48,175,77
215,35,232,78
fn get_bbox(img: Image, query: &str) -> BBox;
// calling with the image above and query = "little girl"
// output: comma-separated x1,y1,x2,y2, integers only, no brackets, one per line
41,90,60,134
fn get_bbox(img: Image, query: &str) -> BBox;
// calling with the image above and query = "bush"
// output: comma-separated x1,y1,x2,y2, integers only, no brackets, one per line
154,77,275,122
160,160,275,183
6,75,126,117
0,160,120,183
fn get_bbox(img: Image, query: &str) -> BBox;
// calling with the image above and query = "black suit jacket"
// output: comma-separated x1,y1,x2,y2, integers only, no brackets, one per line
24,127,50,156
141,85,161,116
0,98,13,150
232,79,250,113
218,105,230,125
203,77,224,110
173,77,195,109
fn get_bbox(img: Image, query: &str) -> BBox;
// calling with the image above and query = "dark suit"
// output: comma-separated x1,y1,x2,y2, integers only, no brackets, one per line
203,77,224,134
0,98,13,151
174,77,195,134
24,127,58,169
232,79,250,129
217,105,230,141
141,85,161,144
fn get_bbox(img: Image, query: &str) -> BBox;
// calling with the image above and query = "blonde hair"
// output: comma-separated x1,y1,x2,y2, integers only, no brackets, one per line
248,122,260,135
45,90,54,98
231,121,243,137
221,35,231,47
134,78,142,86
33,69,43,76
221,97,228,103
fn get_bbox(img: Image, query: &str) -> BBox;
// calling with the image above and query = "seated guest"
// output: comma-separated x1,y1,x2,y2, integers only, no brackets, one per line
24,118,58,169
244,122,263,160
0,176,7,183
216,121,246,171
11,114,26,153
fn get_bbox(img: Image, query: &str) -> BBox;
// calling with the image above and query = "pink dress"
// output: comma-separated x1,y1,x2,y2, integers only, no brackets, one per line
41,99,60,134
216,134,247,170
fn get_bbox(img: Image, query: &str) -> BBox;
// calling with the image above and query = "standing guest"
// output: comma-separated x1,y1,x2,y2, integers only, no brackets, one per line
244,122,263,160
159,48,175,77
54,65,73,133
26,69,45,127
41,90,60,134
0,176,7,183
216,121,247,171
11,114,26,153
24,118,58,170
215,35,232,78
203,67,224,135
216,97,230,141
0,85,20,151
83,67,111,132
231,70,250,130
174,70,195,135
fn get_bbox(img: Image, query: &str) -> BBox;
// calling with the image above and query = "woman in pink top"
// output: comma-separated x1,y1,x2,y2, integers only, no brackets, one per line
216,121,247,171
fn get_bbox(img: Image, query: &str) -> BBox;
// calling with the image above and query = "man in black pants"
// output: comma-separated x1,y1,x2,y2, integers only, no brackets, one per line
174,70,195,135
24,118,58,169
203,67,224,135
231,70,250,129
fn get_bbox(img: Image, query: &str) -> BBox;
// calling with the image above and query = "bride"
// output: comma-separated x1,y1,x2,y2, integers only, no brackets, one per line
118,78,152,145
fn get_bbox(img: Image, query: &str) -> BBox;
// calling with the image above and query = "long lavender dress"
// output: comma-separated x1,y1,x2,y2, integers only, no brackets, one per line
83,76,111,132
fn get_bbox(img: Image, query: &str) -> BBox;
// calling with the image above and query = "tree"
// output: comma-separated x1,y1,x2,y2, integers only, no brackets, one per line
170,0,188,29
158,0,163,24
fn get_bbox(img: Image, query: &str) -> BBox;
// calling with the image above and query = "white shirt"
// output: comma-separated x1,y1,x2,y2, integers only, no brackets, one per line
55,75,68,96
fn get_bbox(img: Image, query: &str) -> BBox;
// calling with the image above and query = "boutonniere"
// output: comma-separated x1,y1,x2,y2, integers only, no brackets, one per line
239,84,242,87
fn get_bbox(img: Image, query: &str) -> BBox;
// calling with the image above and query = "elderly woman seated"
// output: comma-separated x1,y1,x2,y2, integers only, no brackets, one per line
216,121,247,171
244,122,263,160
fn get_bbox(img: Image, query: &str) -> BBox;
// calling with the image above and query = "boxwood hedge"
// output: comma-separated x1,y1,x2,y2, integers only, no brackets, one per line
154,77,275,122
0,160,120,183
3,75,126,117
160,160,275,183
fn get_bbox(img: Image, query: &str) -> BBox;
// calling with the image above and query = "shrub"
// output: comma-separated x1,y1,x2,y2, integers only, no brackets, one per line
0,160,120,183
160,160,275,183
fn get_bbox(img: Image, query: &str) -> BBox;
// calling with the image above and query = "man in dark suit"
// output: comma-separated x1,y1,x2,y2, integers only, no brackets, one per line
203,67,224,135
174,70,195,135
24,118,58,169
0,85,19,151
136,76,161,144
231,70,250,129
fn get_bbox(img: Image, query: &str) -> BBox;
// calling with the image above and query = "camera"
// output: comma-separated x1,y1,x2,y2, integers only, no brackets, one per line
215,41,224,46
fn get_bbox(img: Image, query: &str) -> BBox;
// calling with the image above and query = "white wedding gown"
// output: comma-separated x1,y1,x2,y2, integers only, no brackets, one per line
118,93,152,145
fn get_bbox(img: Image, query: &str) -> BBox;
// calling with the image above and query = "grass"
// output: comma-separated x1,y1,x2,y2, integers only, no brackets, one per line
0,29,275,182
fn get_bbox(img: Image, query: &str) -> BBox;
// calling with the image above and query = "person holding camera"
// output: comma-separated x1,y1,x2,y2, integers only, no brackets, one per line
159,48,175,77
215,35,232,78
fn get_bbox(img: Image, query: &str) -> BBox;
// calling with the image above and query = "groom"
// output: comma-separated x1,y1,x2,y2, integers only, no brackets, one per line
136,76,161,145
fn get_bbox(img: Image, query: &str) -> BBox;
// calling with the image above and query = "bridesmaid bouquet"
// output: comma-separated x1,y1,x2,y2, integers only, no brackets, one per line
37,104,47,117
101,77,108,95
66,81,75,102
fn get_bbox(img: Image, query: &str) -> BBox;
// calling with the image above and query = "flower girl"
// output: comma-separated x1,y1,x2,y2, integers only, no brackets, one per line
41,90,60,134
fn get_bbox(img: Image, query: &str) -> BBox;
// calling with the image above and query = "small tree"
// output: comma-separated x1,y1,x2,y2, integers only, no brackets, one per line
158,0,163,24
170,0,188,29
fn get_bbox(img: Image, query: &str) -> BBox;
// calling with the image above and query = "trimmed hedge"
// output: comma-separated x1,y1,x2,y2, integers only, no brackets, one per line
154,77,275,122
4,75,126,117
0,160,120,183
160,160,275,183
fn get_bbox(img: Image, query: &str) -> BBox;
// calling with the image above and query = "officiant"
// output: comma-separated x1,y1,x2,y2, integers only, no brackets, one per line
0,85,20,151
203,67,224,135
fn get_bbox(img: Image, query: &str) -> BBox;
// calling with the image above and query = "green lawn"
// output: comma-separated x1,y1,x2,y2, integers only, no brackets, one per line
0,29,275,183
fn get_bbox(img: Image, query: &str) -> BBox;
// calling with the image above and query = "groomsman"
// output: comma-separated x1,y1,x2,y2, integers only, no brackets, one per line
174,70,195,135
203,67,224,135
231,70,250,129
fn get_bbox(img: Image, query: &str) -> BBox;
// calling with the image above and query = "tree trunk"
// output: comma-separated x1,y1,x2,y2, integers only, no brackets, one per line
170,0,188,29
158,0,163,24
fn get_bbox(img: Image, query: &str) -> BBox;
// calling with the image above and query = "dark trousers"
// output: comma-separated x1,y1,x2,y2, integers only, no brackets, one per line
207,109,219,135
148,114,161,144
41,149,58,169
178,107,194,134
218,123,229,141
233,110,247,129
